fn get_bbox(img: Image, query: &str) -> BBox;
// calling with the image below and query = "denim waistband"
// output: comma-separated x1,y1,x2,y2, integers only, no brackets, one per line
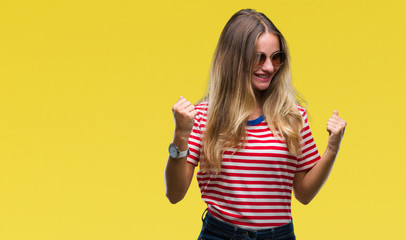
203,211,295,239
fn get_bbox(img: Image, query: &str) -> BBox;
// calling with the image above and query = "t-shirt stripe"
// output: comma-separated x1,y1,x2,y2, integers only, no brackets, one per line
187,101,321,229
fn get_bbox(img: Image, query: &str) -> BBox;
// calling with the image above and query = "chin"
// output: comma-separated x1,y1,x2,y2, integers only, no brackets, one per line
253,82,271,91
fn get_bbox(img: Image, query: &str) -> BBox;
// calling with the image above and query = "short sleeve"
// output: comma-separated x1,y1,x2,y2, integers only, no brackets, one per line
296,108,321,172
186,102,207,166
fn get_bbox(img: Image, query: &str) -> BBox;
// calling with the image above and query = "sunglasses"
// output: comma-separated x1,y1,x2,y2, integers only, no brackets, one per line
254,51,286,69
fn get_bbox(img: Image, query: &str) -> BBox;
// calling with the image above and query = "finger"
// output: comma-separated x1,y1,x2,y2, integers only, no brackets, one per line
329,119,347,129
185,104,195,113
327,121,340,130
180,100,193,110
340,122,347,130
326,123,334,131
327,126,331,135
327,124,339,135
190,110,198,119
333,110,339,117
329,114,347,126
173,97,187,110
328,117,340,125
328,122,346,135
177,96,188,105
174,96,186,105
341,120,347,128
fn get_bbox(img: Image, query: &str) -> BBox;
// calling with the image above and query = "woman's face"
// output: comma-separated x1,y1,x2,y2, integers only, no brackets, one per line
252,32,281,91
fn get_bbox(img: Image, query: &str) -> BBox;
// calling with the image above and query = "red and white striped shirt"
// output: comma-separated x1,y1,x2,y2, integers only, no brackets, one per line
187,101,321,229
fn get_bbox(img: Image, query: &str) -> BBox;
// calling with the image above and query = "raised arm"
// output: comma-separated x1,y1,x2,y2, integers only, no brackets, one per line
164,96,197,204
293,110,347,205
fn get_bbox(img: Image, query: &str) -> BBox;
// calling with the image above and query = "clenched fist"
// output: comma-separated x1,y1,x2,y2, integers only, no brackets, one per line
172,96,198,137
326,110,347,153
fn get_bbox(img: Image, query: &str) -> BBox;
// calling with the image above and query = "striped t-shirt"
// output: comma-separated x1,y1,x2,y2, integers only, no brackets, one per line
187,101,321,229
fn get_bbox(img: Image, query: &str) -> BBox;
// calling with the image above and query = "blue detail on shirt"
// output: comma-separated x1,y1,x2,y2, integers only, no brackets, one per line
247,115,264,126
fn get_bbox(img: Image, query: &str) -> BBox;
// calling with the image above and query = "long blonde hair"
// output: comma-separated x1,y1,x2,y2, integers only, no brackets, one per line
201,9,304,174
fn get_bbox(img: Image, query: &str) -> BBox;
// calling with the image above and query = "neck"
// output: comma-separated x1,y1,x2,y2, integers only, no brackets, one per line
248,97,263,121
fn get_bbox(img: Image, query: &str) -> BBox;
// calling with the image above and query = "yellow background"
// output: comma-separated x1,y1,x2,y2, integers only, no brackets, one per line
0,0,405,239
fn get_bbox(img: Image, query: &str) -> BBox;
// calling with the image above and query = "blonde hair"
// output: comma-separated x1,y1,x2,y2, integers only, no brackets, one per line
201,9,304,174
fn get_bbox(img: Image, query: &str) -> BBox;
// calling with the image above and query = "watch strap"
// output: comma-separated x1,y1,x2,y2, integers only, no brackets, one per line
169,143,189,159
178,148,189,158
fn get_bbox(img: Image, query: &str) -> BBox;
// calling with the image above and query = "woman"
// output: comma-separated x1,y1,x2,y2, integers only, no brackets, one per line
165,9,346,240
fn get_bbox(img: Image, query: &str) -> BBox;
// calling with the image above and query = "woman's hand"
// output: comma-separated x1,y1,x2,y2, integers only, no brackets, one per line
326,110,347,153
172,96,197,137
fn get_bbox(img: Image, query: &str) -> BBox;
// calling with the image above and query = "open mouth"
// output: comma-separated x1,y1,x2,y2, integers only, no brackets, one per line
254,74,271,80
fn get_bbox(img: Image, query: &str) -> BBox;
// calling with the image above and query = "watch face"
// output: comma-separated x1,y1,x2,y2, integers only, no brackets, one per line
169,144,178,158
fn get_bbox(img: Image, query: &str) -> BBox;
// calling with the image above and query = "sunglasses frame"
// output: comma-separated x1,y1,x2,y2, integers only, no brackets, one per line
254,51,286,69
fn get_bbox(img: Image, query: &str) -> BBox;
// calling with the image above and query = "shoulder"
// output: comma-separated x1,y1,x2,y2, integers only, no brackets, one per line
195,100,208,109
297,105,307,117
192,100,209,126
195,100,209,116
296,105,309,126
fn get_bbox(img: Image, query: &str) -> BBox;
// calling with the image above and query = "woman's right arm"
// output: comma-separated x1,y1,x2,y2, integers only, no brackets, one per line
164,97,197,204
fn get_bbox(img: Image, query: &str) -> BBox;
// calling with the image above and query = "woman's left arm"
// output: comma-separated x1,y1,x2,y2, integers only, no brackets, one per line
293,110,347,205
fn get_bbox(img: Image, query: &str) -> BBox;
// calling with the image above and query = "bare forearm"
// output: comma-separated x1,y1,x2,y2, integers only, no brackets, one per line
294,110,346,204
165,96,197,204
294,147,338,204
164,133,194,204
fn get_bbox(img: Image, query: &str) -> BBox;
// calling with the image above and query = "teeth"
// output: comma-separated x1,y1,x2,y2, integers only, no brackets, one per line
256,74,270,78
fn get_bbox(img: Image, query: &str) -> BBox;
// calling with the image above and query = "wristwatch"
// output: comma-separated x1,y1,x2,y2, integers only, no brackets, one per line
168,143,189,159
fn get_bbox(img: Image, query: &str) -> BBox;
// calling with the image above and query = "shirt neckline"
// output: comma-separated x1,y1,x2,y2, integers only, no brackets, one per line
247,115,264,126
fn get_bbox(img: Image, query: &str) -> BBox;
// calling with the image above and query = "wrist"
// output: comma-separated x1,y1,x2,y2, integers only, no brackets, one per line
174,129,191,141
168,143,189,159
172,132,189,152
326,145,339,156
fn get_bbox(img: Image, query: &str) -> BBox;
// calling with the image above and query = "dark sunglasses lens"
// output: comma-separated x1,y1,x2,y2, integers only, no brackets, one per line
271,52,286,67
255,54,266,67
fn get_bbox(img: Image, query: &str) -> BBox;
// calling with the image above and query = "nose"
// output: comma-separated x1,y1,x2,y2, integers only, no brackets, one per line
261,58,275,73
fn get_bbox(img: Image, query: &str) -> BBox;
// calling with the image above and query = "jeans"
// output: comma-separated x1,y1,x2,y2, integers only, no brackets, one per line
198,211,295,240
